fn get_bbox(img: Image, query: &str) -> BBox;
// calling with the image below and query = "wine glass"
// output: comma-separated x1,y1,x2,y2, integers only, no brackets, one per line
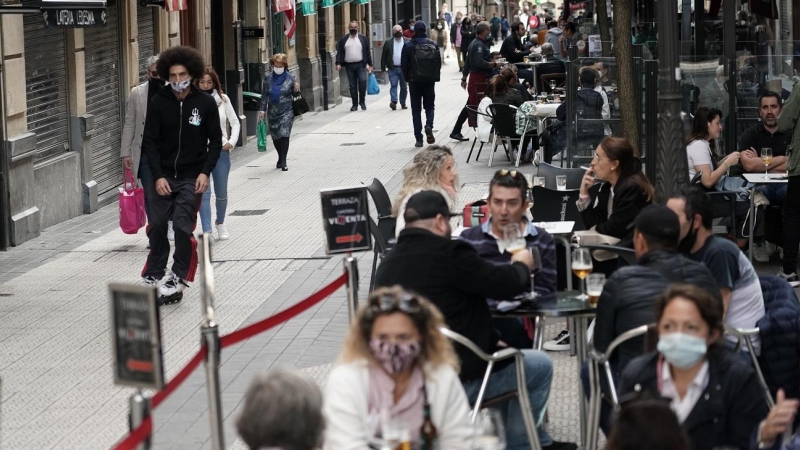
572,247,593,300
502,224,527,255
529,247,542,295
472,409,506,450
761,147,773,179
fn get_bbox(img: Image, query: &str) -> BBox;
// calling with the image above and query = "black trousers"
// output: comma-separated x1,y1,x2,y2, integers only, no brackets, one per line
783,175,800,274
452,104,469,135
273,136,290,167
143,177,201,281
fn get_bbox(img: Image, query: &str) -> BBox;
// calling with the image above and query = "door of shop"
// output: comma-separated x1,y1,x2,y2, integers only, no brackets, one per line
85,2,124,195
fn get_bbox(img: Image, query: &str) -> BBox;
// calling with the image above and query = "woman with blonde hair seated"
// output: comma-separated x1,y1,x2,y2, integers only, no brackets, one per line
323,286,473,449
393,145,459,236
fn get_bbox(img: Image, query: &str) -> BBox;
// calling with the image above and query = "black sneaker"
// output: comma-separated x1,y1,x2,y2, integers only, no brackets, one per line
350,105,358,112
543,442,578,450
415,141,424,148
450,132,469,142
543,330,570,351
390,101,397,110
425,126,435,144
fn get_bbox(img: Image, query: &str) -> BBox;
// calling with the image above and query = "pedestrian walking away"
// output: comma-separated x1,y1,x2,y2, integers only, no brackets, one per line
140,46,222,305
336,21,373,111
196,66,240,240
121,54,162,246
382,25,409,110
259,53,301,172
401,21,442,148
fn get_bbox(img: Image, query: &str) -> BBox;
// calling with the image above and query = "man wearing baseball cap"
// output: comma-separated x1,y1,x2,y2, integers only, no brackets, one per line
375,190,575,450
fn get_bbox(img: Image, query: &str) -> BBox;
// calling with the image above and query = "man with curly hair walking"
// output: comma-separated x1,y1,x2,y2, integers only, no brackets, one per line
140,46,222,304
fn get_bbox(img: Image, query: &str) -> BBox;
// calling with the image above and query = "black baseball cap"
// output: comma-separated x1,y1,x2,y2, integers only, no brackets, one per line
404,190,459,224
634,204,680,249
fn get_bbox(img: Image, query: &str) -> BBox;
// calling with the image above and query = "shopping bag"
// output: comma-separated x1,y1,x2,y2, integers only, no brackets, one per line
119,168,146,234
292,91,310,116
367,73,380,95
257,119,268,152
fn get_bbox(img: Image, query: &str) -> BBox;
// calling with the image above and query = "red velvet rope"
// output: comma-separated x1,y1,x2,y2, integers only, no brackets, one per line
111,272,349,450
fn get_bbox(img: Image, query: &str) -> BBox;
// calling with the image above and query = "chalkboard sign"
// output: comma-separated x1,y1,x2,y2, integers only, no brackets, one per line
320,186,373,255
109,284,164,390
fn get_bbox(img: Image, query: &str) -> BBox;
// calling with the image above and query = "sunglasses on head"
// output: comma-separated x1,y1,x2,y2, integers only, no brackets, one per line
494,169,526,181
369,293,421,314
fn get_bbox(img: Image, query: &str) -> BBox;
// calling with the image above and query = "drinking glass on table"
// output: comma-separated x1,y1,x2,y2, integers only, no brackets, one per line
761,147,773,179
556,175,567,191
472,409,506,450
502,224,527,255
586,273,605,307
529,246,542,294
573,247,593,300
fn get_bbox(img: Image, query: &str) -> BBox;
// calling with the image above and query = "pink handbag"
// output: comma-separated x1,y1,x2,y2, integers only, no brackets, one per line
119,168,146,234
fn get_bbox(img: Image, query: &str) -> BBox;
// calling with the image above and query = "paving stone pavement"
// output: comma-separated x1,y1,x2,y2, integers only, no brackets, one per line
0,58,604,450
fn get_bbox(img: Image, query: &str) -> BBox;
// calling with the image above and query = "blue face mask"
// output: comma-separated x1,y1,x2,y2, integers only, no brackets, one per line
657,332,708,369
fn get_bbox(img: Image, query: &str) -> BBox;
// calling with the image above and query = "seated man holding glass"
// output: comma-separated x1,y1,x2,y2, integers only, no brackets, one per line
459,169,557,349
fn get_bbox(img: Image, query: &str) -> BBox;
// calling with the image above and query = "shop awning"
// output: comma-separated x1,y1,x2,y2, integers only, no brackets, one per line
40,0,107,27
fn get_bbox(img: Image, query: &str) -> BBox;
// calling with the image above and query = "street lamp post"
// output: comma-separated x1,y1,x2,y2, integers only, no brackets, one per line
655,0,688,200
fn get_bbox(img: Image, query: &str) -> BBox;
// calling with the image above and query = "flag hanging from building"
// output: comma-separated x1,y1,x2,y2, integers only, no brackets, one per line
301,0,316,16
165,0,187,11
273,0,296,39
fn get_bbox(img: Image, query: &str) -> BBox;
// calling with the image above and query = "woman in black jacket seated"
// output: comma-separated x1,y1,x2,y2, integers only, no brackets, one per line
577,136,653,247
619,283,768,450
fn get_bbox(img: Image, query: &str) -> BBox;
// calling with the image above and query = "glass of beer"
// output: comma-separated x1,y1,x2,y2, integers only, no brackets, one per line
503,224,527,255
586,273,605,307
572,247,593,300
762,147,772,179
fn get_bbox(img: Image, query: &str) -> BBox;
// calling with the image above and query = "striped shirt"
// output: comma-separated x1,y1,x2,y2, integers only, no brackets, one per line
459,218,557,295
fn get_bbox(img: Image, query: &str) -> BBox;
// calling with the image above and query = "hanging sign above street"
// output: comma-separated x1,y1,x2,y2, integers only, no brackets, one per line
320,186,373,255
43,8,106,27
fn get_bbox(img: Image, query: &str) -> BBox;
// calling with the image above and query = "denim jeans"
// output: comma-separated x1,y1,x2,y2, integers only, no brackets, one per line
759,183,788,206
463,350,554,448
388,67,407,105
138,155,155,222
409,82,436,142
199,151,231,233
344,63,367,107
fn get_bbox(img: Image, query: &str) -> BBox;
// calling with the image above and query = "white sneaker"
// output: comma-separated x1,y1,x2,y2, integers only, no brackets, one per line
779,270,800,287
216,223,229,240
543,330,570,351
158,272,189,298
533,150,541,167
139,275,159,287
753,243,769,263
167,221,175,241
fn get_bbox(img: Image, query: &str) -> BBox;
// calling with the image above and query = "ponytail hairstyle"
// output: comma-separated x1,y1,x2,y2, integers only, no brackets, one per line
598,136,654,202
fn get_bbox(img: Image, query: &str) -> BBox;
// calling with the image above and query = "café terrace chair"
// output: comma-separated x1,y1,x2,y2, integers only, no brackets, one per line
486,103,536,168
585,324,654,450
535,162,585,190
690,171,738,237
439,327,542,450
364,178,396,293
465,104,494,164
725,326,774,409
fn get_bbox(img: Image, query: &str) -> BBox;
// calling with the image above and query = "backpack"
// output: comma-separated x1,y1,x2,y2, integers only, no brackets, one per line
411,39,442,83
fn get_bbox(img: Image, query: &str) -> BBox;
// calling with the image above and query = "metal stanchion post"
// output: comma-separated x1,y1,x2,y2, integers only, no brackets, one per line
344,255,359,324
129,390,151,450
198,234,225,450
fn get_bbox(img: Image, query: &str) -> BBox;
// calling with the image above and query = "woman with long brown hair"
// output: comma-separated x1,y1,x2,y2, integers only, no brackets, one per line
576,136,654,246
196,66,240,239
322,286,473,449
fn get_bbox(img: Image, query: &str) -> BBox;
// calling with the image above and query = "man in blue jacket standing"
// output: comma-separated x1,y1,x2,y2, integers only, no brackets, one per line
336,21,373,111
401,21,442,147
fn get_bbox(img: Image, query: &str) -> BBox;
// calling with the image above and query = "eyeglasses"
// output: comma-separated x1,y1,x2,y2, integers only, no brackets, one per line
369,293,421,314
592,154,612,162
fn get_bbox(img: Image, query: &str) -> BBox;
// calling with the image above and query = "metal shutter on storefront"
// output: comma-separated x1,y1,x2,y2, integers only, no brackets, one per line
23,13,69,161
781,0,792,71
85,3,123,194
138,6,155,83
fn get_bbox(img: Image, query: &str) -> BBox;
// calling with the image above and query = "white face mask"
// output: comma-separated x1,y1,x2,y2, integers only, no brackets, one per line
273,67,285,75
170,78,192,93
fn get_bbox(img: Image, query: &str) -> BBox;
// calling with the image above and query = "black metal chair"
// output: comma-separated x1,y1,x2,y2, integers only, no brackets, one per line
529,186,585,230
486,103,537,168
690,171,738,237
365,178,396,292
535,162,585,190
465,104,494,164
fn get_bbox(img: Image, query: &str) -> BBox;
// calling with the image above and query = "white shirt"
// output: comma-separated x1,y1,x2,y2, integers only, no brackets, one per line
595,86,612,136
660,360,710,424
210,91,241,149
344,35,363,63
393,38,404,67
686,139,715,180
